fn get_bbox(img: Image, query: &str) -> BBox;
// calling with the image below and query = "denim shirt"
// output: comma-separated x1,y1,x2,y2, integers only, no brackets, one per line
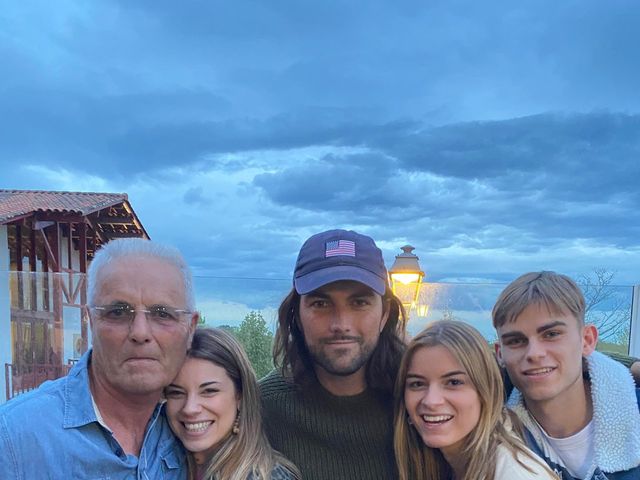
0,351,187,480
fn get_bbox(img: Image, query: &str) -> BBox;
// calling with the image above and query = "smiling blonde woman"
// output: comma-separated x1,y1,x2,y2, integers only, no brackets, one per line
393,320,557,480
165,328,300,480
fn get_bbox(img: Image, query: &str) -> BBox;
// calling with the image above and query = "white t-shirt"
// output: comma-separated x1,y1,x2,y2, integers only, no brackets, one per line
539,419,594,479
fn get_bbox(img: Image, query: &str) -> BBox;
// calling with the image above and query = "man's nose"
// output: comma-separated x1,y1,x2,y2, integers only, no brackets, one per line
128,310,153,343
329,305,353,333
525,338,546,361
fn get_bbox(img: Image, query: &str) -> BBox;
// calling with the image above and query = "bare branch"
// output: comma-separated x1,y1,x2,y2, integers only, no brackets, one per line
579,268,632,342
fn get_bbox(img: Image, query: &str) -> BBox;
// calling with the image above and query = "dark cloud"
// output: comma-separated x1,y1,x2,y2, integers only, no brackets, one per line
102,110,413,175
2,0,640,291
101,0,640,117
253,153,399,211
3,0,640,178
372,112,640,208
0,58,421,174
183,186,209,206
383,112,640,181
252,112,640,255
0,87,231,172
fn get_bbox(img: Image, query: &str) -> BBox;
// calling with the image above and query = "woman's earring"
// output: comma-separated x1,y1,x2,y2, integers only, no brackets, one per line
232,411,240,435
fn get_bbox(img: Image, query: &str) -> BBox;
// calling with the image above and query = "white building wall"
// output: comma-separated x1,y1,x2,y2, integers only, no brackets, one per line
0,226,11,404
60,233,85,362
59,234,81,272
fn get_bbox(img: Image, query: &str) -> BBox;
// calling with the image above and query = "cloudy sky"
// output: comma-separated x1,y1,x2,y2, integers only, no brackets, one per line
1,1,639,327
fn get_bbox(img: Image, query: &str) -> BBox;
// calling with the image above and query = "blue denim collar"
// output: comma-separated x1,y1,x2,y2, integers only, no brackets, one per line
62,350,99,429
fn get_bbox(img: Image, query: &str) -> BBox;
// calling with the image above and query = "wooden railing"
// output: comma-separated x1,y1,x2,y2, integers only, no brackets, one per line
5,362,73,401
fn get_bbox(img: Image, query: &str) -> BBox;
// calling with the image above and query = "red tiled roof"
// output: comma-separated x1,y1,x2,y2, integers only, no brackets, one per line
0,189,128,224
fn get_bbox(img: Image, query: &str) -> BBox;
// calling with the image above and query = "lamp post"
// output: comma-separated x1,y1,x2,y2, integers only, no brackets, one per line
389,245,426,318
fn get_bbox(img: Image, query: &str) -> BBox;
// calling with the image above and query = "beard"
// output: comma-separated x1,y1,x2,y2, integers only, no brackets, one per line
306,335,378,377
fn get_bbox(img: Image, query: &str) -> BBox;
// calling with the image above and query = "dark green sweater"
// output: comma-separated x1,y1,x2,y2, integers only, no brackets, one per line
259,371,398,480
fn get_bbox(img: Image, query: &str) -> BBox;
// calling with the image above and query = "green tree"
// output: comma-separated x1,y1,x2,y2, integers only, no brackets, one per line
235,311,274,379
218,324,239,335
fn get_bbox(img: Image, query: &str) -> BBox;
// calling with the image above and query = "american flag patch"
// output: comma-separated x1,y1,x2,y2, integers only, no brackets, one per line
325,240,356,257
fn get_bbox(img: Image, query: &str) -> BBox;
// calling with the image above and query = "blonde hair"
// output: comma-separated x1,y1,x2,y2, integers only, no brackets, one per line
492,271,585,328
184,328,300,480
393,320,551,480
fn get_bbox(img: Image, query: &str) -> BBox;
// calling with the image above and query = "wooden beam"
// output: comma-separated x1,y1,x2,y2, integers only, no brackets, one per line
123,200,150,239
49,223,60,272
15,225,23,271
71,275,84,304
29,225,37,272
42,247,50,311
16,225,24,310
103,231,144,240
88,221,108,245
34,213,85,224
84,214,97,231
3,212,33,225
79,220,88,356
78,222,87,274
50,221,64,364
29,225,37,311
40,227,60,272
95,215,135,225
67,223,73,271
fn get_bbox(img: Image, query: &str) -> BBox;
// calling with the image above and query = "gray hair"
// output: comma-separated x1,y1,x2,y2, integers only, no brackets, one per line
87,238,195,310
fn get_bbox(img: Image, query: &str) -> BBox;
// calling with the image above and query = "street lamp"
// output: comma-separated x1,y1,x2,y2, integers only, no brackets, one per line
389,245,426,317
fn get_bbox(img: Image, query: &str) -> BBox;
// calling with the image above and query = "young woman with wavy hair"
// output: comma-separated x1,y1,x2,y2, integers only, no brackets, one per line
165,328,300,480
394,320,556,480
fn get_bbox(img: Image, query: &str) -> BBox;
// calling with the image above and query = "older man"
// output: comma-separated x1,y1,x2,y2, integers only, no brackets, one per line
0,238,198,478
260,229,407,480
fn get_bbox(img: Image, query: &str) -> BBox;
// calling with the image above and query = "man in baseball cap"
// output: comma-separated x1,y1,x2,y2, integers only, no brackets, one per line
260,229,407,480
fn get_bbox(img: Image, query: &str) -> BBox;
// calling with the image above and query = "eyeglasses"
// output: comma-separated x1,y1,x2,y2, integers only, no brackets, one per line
91,303,192,328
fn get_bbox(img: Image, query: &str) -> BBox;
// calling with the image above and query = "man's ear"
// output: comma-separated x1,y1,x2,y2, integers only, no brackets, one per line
494,341,504,367
190,311,200,328
188,312,199,345
582,324,598,356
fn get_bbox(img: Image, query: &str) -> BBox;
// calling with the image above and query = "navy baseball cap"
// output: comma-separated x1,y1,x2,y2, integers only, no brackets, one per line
293,229,389,296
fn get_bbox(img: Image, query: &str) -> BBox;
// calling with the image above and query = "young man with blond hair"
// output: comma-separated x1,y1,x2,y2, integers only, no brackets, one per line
494,271,640,480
